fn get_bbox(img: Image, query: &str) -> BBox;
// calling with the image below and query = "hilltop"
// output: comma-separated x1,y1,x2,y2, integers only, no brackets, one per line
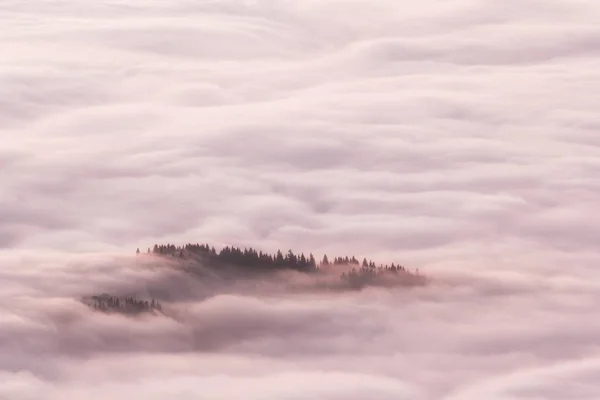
140,242,425,288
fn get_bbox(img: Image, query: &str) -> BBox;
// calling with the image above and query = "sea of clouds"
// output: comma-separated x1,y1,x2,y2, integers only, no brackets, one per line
2,0,600,398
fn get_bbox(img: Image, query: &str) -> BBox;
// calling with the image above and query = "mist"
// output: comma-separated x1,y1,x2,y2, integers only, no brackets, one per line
3,0,600,398
3,252,600,399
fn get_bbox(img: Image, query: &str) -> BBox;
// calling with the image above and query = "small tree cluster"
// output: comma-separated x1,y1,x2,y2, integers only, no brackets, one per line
340,263,412,288
319,255,406,271
88,294,163,314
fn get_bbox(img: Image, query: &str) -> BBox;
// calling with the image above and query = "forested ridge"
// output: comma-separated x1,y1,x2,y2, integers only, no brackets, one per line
139,242,422,284
141,243,408,272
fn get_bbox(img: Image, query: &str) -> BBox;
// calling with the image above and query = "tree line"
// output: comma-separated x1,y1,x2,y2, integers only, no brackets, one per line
137,242,412,276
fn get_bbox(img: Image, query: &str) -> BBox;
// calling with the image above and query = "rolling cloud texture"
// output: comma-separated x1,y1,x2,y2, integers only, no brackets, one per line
2,0,600,398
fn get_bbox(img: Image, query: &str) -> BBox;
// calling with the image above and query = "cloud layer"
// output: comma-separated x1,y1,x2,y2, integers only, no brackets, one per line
3,254,600,400
2,0,600,398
